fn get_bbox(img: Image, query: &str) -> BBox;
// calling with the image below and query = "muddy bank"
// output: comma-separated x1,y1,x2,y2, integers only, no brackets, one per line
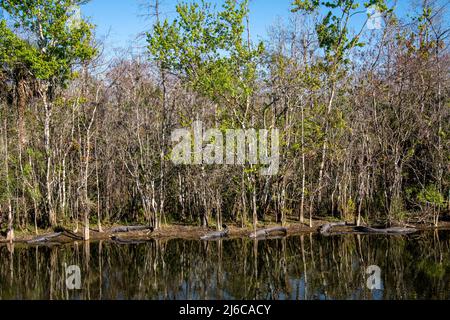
1,223,315,245
1,219,449,246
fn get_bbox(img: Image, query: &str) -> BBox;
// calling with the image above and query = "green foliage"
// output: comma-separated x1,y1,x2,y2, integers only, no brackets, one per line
147,0,264,107
418,185,445,207
389,196,408,222
0,0,97,82
291,0,320,13
0,20,54,78
418,259,446,279
292,0,389,67
346,198,356,216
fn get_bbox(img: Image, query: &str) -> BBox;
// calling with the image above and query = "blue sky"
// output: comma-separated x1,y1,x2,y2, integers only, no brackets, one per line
82,0,296,52
81,0,416,54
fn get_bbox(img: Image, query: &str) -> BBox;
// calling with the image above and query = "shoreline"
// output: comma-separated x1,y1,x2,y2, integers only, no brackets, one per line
2,219,450,246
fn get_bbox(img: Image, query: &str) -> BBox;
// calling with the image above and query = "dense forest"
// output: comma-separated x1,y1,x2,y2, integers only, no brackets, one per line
0,0,449,242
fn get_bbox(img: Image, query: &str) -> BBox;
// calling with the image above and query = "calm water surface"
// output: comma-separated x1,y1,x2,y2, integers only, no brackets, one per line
1,231,449,300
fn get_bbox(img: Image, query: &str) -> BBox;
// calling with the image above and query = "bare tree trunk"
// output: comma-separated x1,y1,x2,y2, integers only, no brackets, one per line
17,78,27,147
241,172,247,228
252,178,258,232
300,102,306,224
157,1,166,230
215,190,222,231
83,143,91,241
95,137,103,233
317,84,336,205
3,119,14,242
41,86,56,227
178,172,185,221
82,99,98,241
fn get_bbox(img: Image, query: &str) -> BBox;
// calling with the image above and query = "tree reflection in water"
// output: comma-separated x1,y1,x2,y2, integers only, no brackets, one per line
0,231,449,300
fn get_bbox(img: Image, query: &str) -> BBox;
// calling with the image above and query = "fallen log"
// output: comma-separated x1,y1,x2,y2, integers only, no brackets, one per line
27,232,63,244
201,228,230,241
110,226,154,233
249,227,287,239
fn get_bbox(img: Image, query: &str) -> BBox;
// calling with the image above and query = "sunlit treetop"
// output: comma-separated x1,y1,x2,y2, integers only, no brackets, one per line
0,0,97,82
147,0,264,105
292,0,391,67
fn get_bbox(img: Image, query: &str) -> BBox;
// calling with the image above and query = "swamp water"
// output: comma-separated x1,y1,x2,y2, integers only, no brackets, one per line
0,231,449,300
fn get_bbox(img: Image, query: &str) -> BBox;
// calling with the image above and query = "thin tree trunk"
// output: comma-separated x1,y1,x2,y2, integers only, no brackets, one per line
42,87,56,227
300,102,306,224
3,119,14,242
17,78,27,148
317,84,336,205
95,137,102,233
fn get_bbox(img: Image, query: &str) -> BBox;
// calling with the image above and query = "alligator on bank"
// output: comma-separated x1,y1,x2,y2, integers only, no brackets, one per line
27,227,83,244
319,222,418,236
110,226,154,233
354,226,418,234
24,225,153,244
249,227,288,239
200,225,230,241
0,221,425,245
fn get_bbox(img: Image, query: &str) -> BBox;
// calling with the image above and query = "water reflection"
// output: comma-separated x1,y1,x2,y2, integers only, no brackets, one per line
0,231,449,300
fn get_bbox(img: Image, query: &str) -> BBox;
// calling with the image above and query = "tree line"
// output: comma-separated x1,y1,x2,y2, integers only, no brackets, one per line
0,0,449,241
